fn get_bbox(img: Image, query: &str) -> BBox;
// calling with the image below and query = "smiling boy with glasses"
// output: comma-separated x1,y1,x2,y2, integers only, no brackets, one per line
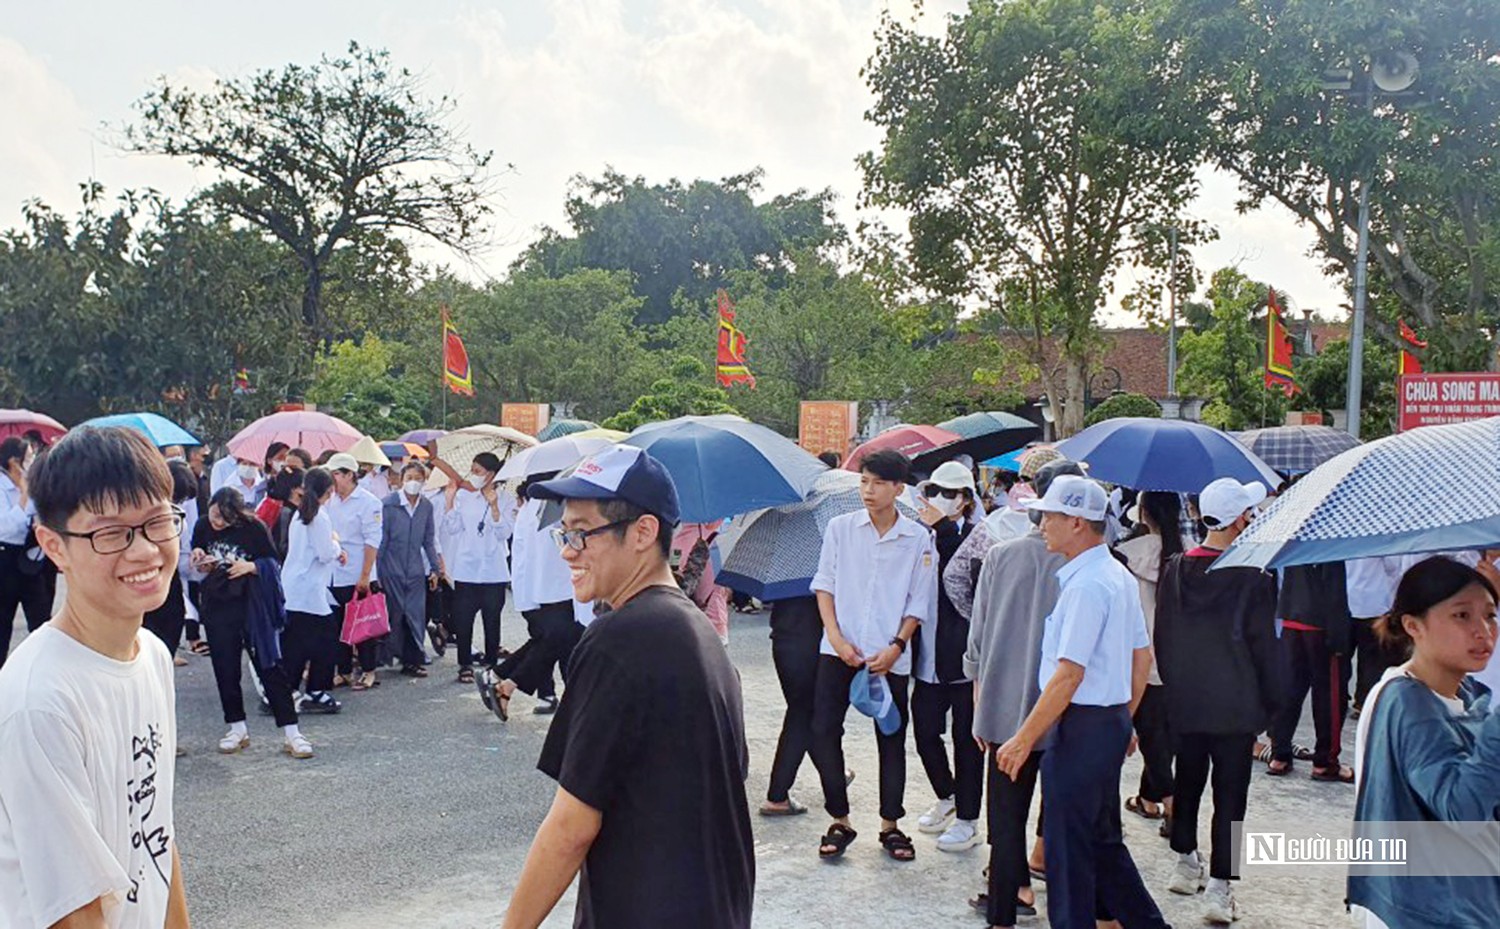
0,426,191,929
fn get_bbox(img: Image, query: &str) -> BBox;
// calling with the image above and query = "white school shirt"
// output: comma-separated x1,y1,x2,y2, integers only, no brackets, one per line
1038,542,1151,707
208,455,239,496
0,627,177,929
509,498,593,622
325,487,383,588
810,509,937,678
442,486,516,585
0,473,33,548
283,509,341,615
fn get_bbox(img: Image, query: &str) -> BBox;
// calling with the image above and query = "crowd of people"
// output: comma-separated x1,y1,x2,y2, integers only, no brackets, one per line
1,423,1498,929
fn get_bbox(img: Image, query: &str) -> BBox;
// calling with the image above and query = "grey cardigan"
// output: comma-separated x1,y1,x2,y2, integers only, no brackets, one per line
378,492,441,581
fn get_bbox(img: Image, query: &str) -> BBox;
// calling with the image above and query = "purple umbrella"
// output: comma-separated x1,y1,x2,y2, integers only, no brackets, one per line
398,428,447,445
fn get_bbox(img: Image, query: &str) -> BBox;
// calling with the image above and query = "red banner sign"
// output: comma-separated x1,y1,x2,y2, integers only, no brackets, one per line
1398,374,1500,431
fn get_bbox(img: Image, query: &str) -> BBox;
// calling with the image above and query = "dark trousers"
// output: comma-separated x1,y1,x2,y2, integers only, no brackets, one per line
496,601,578,697
1352,617,1399,710
1271,626,1346,768
452,581,506,669
282,609,341,694
1171,731,1254,881
185,580,203,642
986,749,1040,927
1133,684,1175,803
912,679,983,822
142,570,187,655
766,597,822,803
1041,703,1168,929
386,576,428,668
809,655,910,821
0,548,54,667
202,598,298,727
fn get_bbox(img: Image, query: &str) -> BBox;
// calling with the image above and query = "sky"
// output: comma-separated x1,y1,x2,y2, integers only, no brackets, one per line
0,0,1346,322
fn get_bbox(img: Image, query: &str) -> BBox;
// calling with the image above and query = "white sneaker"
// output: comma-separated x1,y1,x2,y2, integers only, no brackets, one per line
917,797,957,834
936,819,981,852
1168,854,1206,895
217,731,249,754
282,734,315,759
1204,883,1239,923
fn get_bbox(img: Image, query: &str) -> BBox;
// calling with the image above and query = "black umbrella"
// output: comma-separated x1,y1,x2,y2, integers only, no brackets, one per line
917,411,1042,472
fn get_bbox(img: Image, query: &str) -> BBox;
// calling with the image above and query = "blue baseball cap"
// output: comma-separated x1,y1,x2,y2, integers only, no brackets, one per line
529,444,681,527
849,668,902,736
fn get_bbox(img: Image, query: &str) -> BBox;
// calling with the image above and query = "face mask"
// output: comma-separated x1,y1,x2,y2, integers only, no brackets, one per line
238,464,259,482
930,494,961,517
467,474,486,490
403,480,424,497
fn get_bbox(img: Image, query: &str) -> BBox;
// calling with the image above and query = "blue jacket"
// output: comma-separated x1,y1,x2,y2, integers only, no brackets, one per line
246,557,288,667
1348,675,1500,928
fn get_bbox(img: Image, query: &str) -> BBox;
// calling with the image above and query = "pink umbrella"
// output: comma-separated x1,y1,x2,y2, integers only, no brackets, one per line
845,424,962,471
227,410,361,461
0,409,67,444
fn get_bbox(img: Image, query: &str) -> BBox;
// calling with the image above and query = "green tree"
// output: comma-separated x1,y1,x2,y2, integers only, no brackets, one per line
514,169,842,325
861,0,1208,434
125,42,495,347
1176,268,1289,431
1293,338,1398,438
306,335,428,437
1084,392,1162,427
602,358,738,432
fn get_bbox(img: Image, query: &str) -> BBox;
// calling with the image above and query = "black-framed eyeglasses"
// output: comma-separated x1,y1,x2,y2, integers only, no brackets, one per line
56,506,186,555
551,519,632,552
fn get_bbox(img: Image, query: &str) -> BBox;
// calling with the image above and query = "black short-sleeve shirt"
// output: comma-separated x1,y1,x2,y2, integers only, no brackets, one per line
537,584,754,929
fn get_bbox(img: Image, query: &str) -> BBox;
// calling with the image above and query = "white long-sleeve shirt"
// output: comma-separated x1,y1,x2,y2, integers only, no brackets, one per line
0,474,31,546
283,510,341,615
442,486,516,584
510,498,592,622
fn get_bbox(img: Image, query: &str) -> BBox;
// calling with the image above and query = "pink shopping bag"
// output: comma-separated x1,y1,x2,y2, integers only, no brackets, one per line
339,592,390,646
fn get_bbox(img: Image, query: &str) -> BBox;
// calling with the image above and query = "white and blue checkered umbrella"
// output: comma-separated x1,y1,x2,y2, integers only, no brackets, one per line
1216,417,1500,571
1233,425,1361,475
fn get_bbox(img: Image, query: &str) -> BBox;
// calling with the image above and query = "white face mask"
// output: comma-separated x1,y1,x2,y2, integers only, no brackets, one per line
930,494,961,517
403,480,424,497
237,464,259,482
467,474,486,490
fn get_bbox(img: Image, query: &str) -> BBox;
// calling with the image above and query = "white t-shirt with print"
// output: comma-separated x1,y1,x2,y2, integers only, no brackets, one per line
0,626,178,929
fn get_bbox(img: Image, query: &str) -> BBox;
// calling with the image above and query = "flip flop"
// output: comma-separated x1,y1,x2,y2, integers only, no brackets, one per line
1125,796,1164,820
1266,759,1293,777
758,798,808,817
189,640,211,656
1310,765,1354,784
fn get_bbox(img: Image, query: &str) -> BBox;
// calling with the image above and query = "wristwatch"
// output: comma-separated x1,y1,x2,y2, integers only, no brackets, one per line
889,636,908,653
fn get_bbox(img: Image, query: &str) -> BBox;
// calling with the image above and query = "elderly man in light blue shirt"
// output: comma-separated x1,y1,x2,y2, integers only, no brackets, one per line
995,475,1169,929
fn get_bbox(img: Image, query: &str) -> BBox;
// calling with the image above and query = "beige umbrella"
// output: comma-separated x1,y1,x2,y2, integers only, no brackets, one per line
426,424,538,489
347,435,392,469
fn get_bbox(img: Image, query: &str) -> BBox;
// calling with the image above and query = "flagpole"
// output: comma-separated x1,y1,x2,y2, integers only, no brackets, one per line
440,308,448,430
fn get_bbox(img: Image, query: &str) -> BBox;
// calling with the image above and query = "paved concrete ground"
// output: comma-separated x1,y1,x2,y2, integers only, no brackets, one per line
8,606,1354,928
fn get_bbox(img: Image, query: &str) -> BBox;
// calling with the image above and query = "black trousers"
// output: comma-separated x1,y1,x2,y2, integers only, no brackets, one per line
809,655,910,822
282,609,341,694
1271,626,1346,768
185,580,203,642
1133,684,1175,803
451,581,507,669
202,598,298,727
1041,703,1168,929
496,601,578,697
766,597,822,804
0,547,54,667
1352,617,1400,710
1171,731,1254,881
912,679,983,822
986,749,1040,927
142,570,187,655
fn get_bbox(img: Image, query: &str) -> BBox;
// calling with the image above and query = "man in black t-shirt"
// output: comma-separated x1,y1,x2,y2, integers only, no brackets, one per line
505,445,754,929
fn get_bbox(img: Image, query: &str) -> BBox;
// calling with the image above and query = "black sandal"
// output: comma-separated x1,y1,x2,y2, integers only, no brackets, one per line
427,621,447,657
1125,796,1164,820
457,668,475,685
879,827,916,862
1266,759,1293,776
189,640,211,656
818,823,857,859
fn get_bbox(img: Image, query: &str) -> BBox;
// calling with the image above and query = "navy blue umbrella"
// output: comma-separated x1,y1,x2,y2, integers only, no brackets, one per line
1233,425,1361,475
1054,417,1279,492
623,416,828,523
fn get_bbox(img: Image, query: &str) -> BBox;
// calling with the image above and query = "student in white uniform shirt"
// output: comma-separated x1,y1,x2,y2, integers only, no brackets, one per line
430,451,516,684
809,449,937,864
0,426,191,929
483,473,592,719
323,453,384,690
0,438,53,668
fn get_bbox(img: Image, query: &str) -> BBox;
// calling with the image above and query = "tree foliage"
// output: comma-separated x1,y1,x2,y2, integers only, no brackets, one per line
1292,337,1398,438
1176,268,1289,431
1084,392,1162,427
601,358,738,433
305,335,428,437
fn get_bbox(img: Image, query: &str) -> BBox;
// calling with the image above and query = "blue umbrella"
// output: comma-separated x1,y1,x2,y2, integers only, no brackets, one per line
1054,417,1279,492
623,416,828,523
1233,425,1361,475
982,447,1027,471
1216,417,1500,571
82,412,199,448
537,418,599,443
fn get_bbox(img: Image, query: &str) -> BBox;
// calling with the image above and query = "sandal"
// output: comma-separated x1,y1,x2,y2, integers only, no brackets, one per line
331,674,352,689
758,798,808,817
1310,764,1354,783
189,639,211,656
1266,759,1293,776
818,823,858,859
457,668,475,685
1254,742,1274,763
427,621,447,657
1293,743,1316,761
1125,796,1164,820
879,827,916,862
351,672,379,691
400,665,429,678
282,734,315,759
217,731,249,754
1029,866,1047,883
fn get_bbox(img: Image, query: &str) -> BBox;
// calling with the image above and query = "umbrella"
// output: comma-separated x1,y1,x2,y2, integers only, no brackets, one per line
718,470,919,600
498,433,618,480
926,411,1042,468
0,409,66,444
571,427,627,442
427,424,538,489
844,424,961,472
347,435,392,469
228,410,362,462
1053,417,1280,492
398,428,447,446
380,441,429,461
82,412,199,448
1215,416,1500,571
622,416,829,523
1232,425,1362,475
536,418,600,443
982,447,1027,471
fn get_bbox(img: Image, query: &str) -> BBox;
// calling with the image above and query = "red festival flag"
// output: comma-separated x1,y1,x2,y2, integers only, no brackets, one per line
715,289,756,388
1263,289,1298,397
442,306,475,397
1398,319,1427,375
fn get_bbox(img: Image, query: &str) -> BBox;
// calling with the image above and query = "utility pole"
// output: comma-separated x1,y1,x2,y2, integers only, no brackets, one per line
1345,85,1376,440
1166,226,1179,398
